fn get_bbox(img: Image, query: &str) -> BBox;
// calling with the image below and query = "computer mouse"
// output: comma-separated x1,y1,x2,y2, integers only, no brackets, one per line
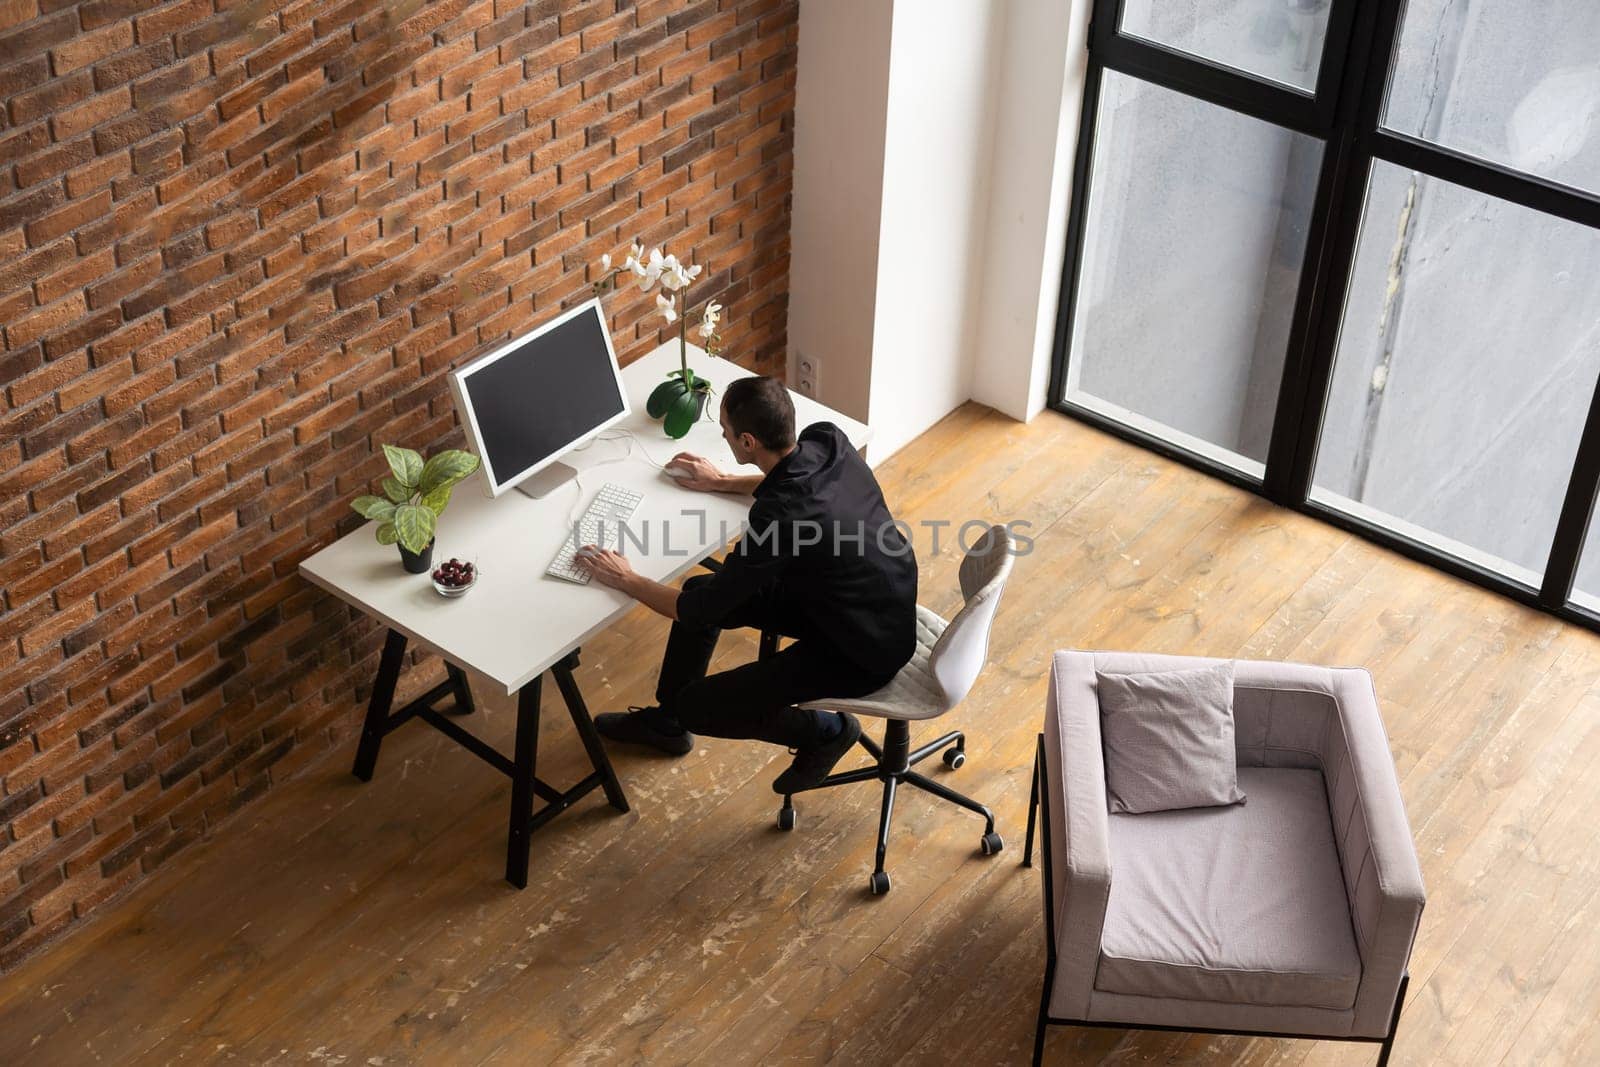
662,462,695,483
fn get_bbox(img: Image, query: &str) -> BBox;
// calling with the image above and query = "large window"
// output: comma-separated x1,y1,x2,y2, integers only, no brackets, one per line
1051,0,1600,626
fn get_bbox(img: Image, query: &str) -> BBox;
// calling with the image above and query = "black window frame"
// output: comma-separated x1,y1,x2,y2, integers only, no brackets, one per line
1048,0,1600,629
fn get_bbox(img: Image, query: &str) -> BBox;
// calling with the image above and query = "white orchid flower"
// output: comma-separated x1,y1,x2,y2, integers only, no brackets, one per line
600,252,611,271
635,247,665,292
662,263,695,291
685,263,702,282
658,253,686,291
656,291,677,323
697,301,722,340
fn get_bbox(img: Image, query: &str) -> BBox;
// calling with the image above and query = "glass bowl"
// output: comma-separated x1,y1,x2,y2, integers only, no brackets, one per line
430,558,479,598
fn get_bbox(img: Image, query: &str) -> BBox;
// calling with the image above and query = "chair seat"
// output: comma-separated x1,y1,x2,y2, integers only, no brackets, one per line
1095,767,1362,1011
797,604,948,720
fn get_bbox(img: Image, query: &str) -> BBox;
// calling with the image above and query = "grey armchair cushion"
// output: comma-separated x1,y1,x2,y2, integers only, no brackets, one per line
1096,662,1245,813
1097,766,1362,1010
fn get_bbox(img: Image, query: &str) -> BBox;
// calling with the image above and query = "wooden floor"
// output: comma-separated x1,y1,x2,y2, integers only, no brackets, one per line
5,403,1600,1065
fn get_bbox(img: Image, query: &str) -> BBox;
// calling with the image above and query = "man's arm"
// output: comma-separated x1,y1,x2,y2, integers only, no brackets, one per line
578,497,786,623
574,548,680,620
668,453,761,495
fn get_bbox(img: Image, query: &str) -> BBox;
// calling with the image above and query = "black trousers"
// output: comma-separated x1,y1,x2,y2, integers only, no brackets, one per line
655,574,894,749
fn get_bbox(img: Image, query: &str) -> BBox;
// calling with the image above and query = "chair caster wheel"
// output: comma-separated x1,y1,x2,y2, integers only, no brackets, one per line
778,805,796,831
869,870,891,895
980,831,1004,856
942,747,966,770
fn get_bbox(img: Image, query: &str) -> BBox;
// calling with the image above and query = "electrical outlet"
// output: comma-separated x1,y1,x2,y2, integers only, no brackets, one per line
796,352,821,399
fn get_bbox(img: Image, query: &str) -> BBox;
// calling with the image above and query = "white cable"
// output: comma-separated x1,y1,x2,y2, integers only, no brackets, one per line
562,428,677,530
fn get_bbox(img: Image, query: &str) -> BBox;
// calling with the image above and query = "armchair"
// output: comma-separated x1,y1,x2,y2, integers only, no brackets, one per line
1023,651,1426,1065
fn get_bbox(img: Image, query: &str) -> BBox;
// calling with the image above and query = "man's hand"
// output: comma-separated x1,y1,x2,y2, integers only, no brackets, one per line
666,452,726,492
574,545,681,620
575,545,635,590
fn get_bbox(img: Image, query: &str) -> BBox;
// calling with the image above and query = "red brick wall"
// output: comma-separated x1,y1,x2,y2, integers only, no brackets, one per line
0,0,797,968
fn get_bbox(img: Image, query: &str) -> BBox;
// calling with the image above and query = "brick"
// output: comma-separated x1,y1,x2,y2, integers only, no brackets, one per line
0,182,67,235
9,350,91,409
0,238,74,296
14,139,96,192
132,0,211,43
0,54,49,100
93,39,175,92
1,8,75,62
25,190,114,246
92,108,171,155
9,68,94,126
5,292,87,351
50,21,135,76
43,306,124,361
79,0,162,31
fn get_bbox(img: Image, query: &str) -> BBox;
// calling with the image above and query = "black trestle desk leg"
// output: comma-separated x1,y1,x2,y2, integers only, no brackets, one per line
552,654,629,812
505,674,542,889
353,628,408,781
445,663,475,716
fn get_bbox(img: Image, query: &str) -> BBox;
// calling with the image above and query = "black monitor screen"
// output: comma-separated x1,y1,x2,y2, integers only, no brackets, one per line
461,309,625,488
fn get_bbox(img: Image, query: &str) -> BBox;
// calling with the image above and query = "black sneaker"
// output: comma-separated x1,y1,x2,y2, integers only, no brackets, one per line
595,706,693,756
773,713,862,795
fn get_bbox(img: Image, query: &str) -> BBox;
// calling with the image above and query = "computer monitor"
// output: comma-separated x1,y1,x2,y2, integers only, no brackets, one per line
448,298,629,499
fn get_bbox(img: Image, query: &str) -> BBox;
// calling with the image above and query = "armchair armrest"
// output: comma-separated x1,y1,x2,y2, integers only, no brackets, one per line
1326,667,1426,1037
1042,650,1113,1019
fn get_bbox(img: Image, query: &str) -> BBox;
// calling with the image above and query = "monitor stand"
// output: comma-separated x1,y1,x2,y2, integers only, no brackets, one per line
514,460,580,500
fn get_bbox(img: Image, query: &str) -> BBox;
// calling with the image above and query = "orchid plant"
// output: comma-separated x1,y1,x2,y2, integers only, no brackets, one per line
592,241,723,439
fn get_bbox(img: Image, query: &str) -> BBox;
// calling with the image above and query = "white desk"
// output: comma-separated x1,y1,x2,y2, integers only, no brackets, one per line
297,341,869,886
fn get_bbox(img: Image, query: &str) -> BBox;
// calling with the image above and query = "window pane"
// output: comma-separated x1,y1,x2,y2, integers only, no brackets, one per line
1064,72,1322,476
1573,507,1600,612
1119,0,1330,93
1311,161,1600,585
1383,0,1600,195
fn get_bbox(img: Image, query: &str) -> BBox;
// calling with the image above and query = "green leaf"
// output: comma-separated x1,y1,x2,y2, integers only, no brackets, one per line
663,391,702,439
647,377,688,418
392,504,436,554
351,495,397,521
382,444,423,489
375,522,399,546
420,482,452,515
419,449,479,495
382,477,410,503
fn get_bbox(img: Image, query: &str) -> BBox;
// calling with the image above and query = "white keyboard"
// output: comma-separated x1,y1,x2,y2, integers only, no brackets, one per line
546,482,644,584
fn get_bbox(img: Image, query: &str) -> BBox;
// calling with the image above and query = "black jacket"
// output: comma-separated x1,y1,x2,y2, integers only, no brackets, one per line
676,422,918,679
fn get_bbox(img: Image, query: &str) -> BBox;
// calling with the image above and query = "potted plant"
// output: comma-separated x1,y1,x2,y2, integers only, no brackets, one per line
592,241,724,439
350,444,481,573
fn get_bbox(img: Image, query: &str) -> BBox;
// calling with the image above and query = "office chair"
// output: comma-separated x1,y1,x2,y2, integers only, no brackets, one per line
777,523,1015,894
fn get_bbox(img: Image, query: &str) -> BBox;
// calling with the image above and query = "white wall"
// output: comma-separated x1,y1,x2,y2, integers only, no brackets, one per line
788,0,1091,460
787,0,895,431
867,0,1005,460
970,0,1091,423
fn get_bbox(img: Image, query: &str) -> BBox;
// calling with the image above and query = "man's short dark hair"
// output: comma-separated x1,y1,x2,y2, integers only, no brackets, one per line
722,375,796,451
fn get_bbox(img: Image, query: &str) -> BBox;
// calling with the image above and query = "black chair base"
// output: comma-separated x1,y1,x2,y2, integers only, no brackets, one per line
777,717,1002,894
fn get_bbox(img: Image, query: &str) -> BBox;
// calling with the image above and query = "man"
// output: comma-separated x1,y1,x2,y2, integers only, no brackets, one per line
575,375,918,794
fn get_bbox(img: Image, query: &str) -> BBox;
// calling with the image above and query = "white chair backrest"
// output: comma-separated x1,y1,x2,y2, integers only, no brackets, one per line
928,524,1015,709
